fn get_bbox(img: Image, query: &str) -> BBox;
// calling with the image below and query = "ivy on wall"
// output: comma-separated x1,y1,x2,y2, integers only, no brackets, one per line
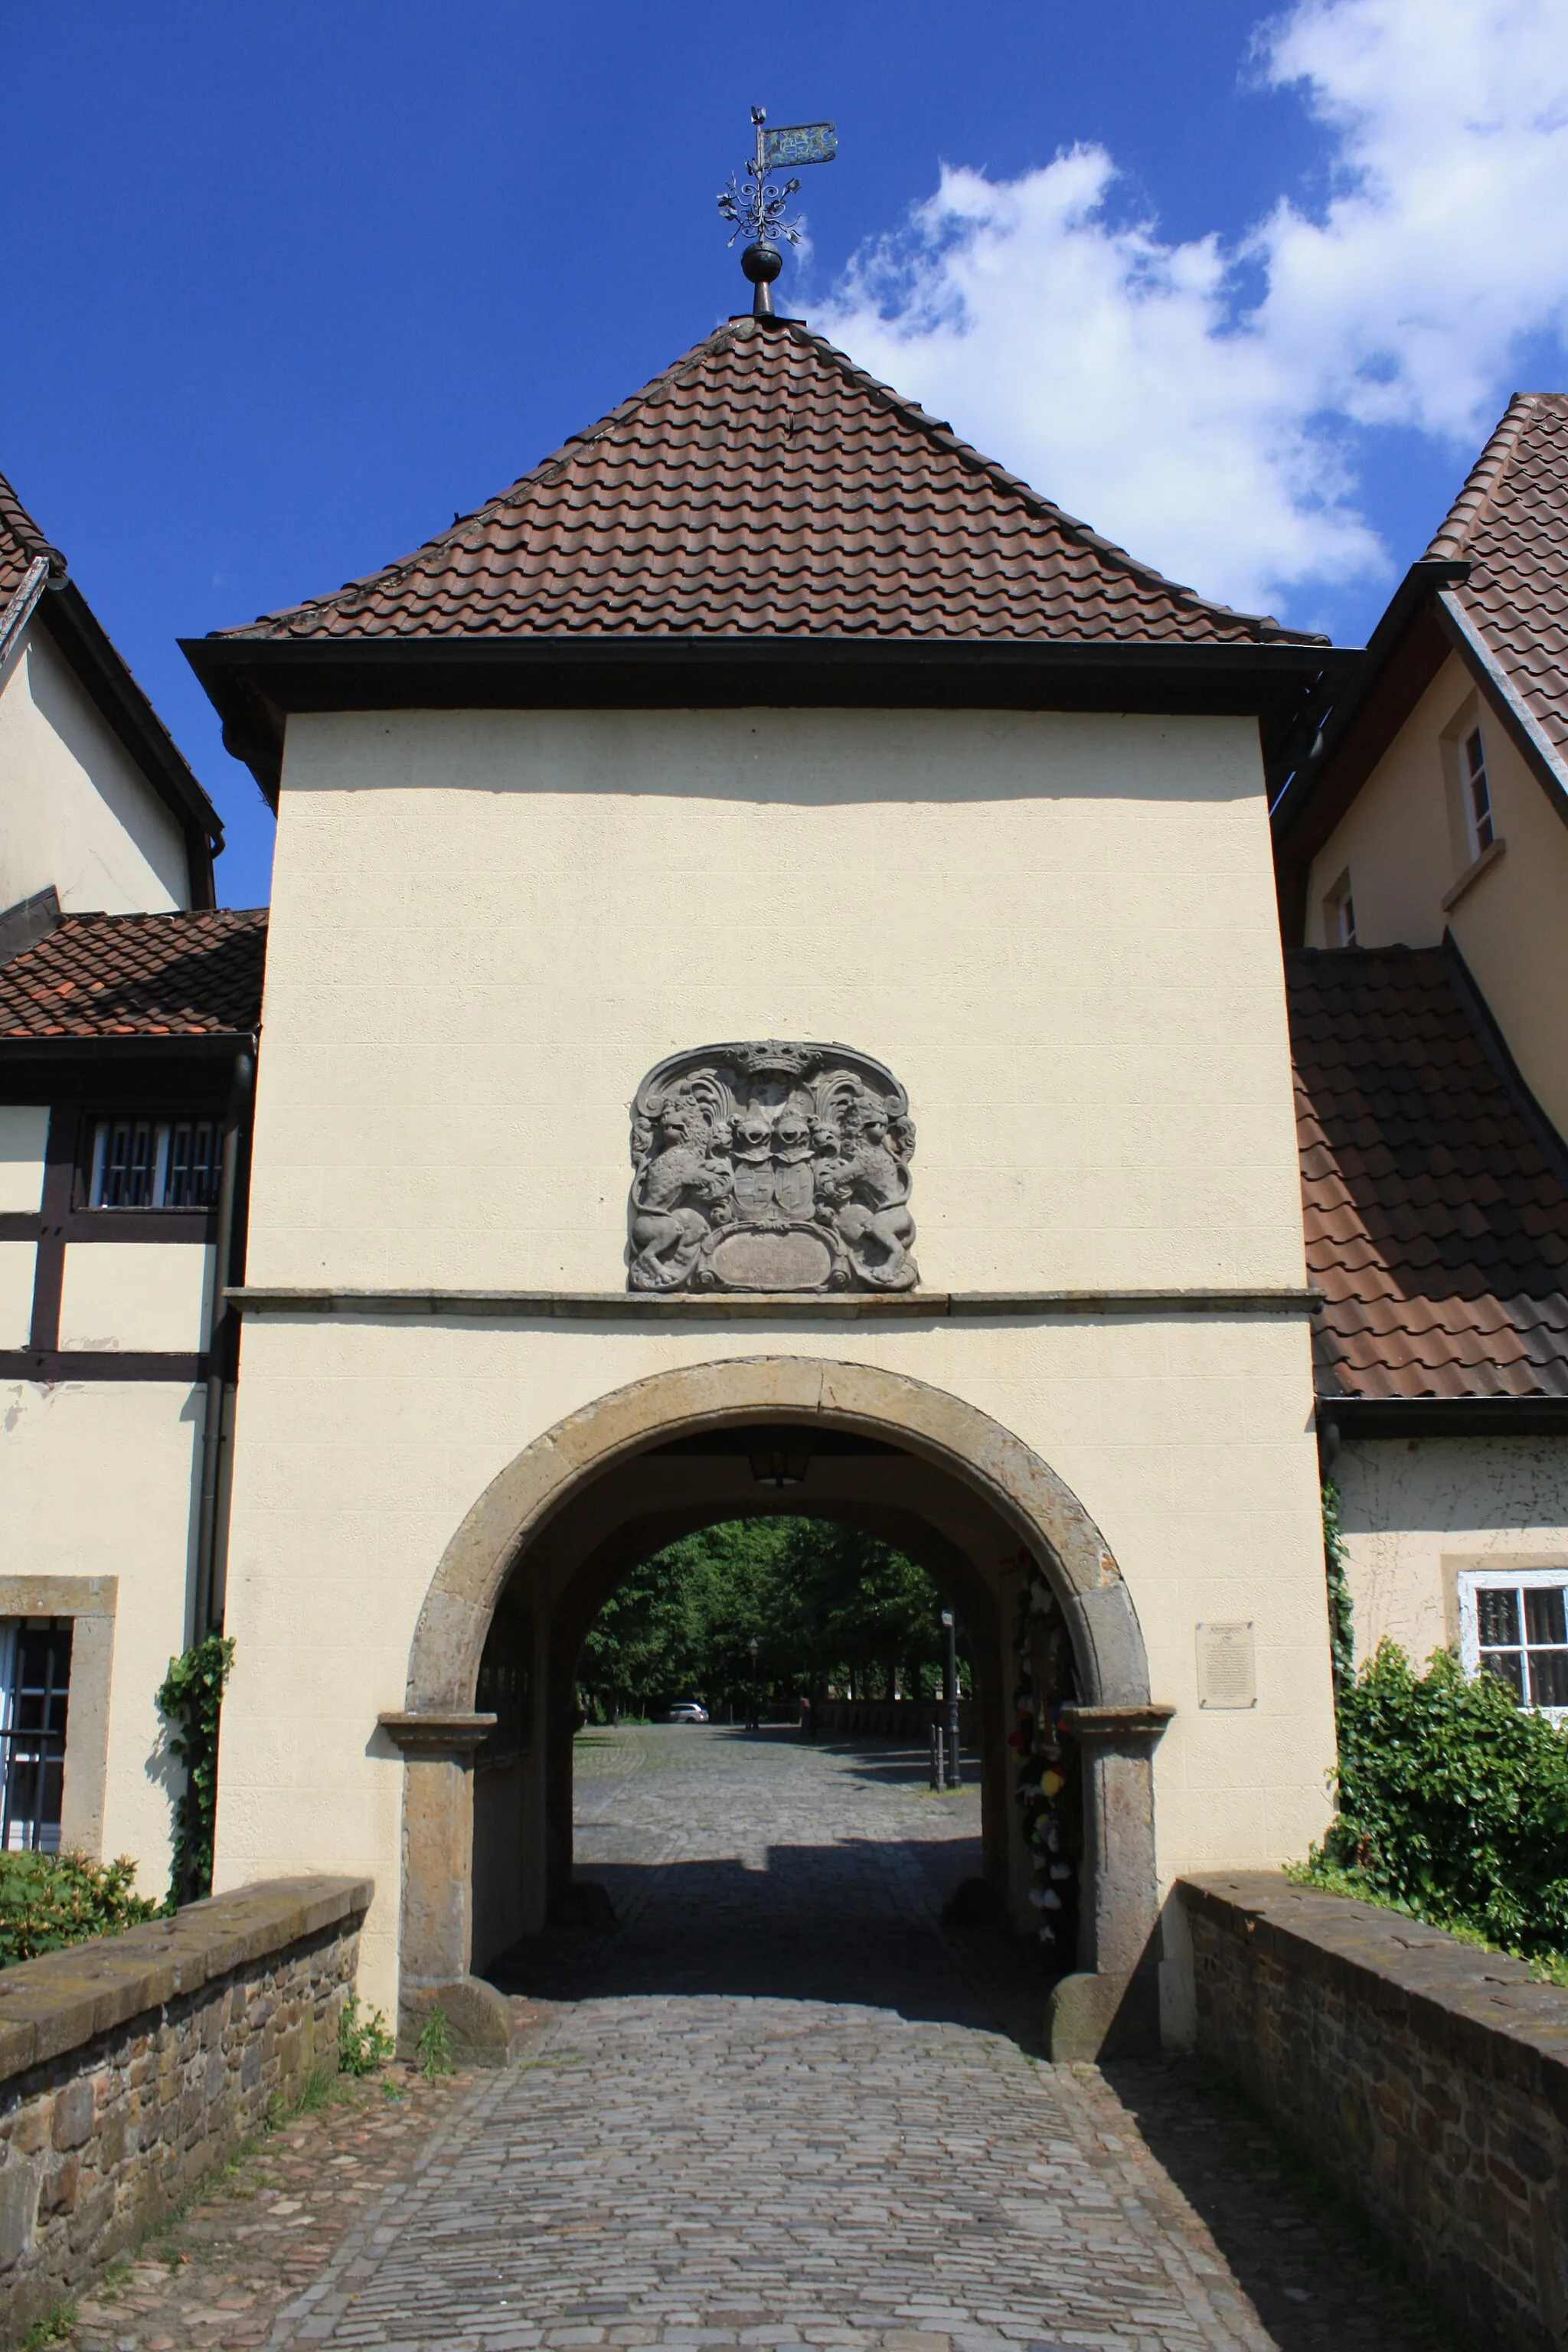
1321,1478,1356,1703
157,1633,237,1909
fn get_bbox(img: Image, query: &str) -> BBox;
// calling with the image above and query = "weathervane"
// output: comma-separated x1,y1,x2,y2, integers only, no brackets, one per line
718,106,837,319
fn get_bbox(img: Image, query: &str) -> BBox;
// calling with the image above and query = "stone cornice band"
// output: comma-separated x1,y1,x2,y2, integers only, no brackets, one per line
230,1285,1320,1322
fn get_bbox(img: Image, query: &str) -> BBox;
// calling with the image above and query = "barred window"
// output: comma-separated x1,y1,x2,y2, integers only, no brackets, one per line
0,1619,72,1853
1459,1570,1568,1717
89,1118,219,1210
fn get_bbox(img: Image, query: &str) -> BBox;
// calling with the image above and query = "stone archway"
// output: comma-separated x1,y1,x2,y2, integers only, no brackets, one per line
383,1357,1170,2058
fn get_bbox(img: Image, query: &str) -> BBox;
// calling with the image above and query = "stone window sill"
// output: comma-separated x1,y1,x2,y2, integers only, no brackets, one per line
1442,835,1506,911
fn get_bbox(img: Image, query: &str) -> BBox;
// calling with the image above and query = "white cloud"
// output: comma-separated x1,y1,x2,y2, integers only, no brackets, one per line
819,0,1568,619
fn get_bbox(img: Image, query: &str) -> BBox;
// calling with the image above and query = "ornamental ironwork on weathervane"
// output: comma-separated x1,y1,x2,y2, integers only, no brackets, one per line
627,1041,918,1295
718,106,837,318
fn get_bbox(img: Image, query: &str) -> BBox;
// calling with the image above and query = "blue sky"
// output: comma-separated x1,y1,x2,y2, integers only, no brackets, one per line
4,0,1565,907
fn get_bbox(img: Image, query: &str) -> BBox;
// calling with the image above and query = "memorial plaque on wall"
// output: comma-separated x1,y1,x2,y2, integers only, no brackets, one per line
1196,1621,1256,1710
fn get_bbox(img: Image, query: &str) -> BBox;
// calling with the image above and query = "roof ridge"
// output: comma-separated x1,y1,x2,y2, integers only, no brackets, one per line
1426,394,1550,558
785,323,1305,642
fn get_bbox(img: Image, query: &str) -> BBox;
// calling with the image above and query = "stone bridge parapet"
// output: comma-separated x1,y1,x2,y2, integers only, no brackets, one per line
1181,1869,1568,2352
0,1873,371,2347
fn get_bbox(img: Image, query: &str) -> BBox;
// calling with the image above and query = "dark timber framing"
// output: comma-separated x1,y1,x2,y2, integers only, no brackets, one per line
0,1032,256,1387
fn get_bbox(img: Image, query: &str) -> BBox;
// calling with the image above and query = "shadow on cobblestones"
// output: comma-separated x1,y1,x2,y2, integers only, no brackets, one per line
488,1856,1044,2047
488,1728,1043,2043
1102,2060,1464,2352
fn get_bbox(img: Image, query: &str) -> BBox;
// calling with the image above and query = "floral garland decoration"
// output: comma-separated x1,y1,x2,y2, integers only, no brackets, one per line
1009,1567,1080,1958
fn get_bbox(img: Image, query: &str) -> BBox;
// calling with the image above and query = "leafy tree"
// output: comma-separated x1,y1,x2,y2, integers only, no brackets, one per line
577,1517,969,1720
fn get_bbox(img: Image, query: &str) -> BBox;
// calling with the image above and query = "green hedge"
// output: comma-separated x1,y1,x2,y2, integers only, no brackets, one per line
1298,1640,1568,1961
0,1850,160,1968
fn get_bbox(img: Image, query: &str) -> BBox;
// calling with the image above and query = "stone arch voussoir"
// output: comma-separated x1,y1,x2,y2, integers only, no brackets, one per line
404,1355,1149,1714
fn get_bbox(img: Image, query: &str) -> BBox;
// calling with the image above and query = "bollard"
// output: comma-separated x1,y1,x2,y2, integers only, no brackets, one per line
929,1721,943,1792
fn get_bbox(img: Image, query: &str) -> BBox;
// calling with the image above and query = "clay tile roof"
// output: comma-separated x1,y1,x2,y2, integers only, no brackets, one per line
217,320,1321,648
1426,392,1568,767
0,468,66,607
1289,946,1568,1400
0,910,266,1040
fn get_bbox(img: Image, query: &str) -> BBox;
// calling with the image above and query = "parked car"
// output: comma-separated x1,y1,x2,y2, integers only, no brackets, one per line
666,1701,709,1723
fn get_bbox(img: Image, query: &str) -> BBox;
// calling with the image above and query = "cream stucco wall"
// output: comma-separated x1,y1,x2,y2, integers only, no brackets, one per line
0,1377,204,1893
247,708,1308,1296
0,1106,47,1211
214,1314,1334,2020
0,620,188,914
1336,1435,1568,1668
57,1242,214,1354
0,1241,35,1346
1305,650,1568,1136
217,701,1333,2019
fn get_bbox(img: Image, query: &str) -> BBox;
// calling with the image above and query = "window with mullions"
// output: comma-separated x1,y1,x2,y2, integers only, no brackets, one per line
0,1619,72,1852
89,1118,220,1210
1458,1570,1568,1718
1462,725,1494,856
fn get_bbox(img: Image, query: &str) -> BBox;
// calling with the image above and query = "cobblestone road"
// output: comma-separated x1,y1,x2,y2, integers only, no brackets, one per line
70,1730,1452,2352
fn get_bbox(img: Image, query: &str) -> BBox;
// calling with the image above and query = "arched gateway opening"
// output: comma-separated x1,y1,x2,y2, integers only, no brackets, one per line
383,1359,1171,2058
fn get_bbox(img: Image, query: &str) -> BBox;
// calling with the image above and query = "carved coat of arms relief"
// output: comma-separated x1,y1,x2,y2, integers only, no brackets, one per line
627,1041,919,1294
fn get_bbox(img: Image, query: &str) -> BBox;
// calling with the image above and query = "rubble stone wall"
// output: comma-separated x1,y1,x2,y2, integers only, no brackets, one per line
1181,1870,1568,2352
0,1874,371,2346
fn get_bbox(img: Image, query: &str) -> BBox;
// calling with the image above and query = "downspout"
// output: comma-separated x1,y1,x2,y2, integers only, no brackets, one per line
193,1046,255,1638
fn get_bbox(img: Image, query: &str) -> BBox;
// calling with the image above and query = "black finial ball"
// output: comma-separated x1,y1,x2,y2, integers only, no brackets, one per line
741,240,783,286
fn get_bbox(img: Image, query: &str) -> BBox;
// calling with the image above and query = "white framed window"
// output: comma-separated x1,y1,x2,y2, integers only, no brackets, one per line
1461,725,1494,857
88,1117,219,1210
0,1618,72,1851
1457,1569,1568,1720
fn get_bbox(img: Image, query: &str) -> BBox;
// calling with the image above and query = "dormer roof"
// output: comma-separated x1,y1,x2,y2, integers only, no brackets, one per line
185,318,1349,803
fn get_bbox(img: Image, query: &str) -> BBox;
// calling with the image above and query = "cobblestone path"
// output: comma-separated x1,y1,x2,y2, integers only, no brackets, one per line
70,1731,1451,2352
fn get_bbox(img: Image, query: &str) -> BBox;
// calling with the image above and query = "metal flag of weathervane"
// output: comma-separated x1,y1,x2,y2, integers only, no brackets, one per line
718,106,837,318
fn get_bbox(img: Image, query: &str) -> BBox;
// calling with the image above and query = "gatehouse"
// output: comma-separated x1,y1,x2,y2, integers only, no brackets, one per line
187,314,1344,2047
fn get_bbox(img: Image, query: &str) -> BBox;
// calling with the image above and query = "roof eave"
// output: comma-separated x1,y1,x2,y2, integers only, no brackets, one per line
0,1028,257,1063
1433,588,1568,835
1317,1393,1568,1437
182,632,1357,808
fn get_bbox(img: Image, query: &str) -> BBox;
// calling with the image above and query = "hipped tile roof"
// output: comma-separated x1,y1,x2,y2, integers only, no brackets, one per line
1427,392,1568,769
0,910,266,1040
219,319,1321,648
1289,946,1568,1401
